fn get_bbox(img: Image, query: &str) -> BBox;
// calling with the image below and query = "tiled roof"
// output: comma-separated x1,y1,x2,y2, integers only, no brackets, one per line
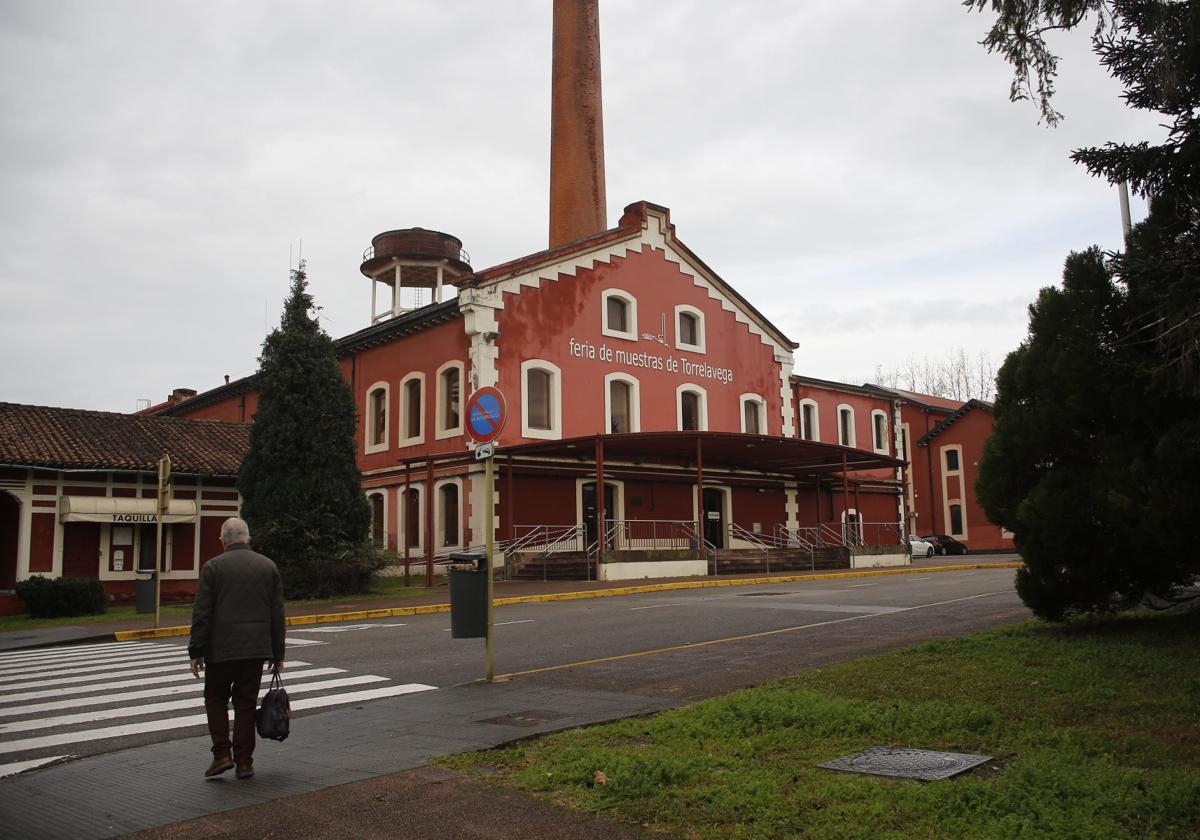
916,399,995,446
0,403,250,475
865,385,965,412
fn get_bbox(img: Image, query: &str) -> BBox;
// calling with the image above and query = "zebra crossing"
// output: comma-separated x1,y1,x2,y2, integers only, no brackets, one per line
0,638,435,777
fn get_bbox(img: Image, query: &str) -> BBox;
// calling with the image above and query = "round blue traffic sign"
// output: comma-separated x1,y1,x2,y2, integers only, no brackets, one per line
465,386,506,444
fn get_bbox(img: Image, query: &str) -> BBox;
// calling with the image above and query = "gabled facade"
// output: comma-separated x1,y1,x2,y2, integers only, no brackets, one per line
157,201,909,581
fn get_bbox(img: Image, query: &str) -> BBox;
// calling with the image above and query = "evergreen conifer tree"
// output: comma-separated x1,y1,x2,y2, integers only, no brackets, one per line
239,263,377,598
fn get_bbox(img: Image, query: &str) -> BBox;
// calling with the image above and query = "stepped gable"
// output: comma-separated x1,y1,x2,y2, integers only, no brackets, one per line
0,402,249,475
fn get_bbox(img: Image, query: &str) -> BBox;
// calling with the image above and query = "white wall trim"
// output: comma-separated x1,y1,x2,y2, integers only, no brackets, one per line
433,477,464,551
673,303,707,354
836,403,856,447
798,398,820,442
520,359,563,440
676,383,708,431
739,393,767,434
434,360,465,441
398,372,426,448
871,409,889,454
600,288,639,342
364,381,391,454
397,483,425,554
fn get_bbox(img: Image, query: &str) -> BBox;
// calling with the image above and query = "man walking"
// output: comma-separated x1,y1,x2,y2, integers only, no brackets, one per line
188,517,285,780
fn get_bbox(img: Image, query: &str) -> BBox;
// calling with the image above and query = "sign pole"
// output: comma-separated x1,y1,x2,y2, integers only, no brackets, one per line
484,453,495,682
154,454,171,629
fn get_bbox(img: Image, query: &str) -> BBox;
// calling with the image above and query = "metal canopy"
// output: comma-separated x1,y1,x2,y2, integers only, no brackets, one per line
500,431,902,478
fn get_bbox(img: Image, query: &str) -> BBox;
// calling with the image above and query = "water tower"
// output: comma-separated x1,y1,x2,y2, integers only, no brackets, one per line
359,228,472,323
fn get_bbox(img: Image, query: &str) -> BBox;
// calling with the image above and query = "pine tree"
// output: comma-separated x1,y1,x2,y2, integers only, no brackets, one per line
238,263,378,598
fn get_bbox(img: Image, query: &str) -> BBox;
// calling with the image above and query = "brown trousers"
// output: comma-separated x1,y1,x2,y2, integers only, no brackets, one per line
203,658,265,761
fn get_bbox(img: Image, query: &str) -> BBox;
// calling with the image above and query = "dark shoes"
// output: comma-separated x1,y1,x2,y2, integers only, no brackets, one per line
235,760,254,779
204,754,235,779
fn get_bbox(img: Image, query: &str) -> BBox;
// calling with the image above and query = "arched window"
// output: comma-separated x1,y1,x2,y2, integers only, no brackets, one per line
674,305,706,353
798,399,819,441
399,373,425,446
435,361,464,439
364,382,389,453
438,481,460,548
601,289,637,340
369,492,386,548
871,409,889,453
605,373,640,434
521,359,562,439
398,485,423,551
837,404,856,447
740,394,766,434
677,384,707,431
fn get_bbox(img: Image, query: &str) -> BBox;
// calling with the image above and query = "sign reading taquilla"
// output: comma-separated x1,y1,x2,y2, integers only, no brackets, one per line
567,338,734,385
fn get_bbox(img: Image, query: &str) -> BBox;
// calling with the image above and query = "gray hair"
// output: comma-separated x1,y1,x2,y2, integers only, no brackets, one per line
220,517,251,545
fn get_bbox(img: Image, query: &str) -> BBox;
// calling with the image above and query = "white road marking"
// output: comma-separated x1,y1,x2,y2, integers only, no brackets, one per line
0,644,180,669
0,649,183,680
494,620,535,627
289,623,407,633
0,684,438,754
846,583,878,588
0,666,344,719
0,755,71,778
0,658,192,689
0,661,315,705
0,641,164,661
630,603,680,611
0,675,391,734
285,637,328,647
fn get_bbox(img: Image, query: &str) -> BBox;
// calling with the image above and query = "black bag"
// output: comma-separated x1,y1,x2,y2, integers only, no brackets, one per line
256,667,290,742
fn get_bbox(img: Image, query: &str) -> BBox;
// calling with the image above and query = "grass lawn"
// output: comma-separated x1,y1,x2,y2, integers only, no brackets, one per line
439,608,1200,839
0,574,439,632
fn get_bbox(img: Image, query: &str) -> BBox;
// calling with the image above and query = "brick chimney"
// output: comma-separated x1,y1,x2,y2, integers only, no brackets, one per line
549,0,607,248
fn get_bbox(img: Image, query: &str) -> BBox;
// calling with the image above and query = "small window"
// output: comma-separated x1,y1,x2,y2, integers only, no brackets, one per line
678,386,707,431
400,375,424,444
871,410,888,453
799,399,819,441
837,404,856,447
674,305,706,352
740,394,766,434
435,363,463,438
364,382,390,453
439,483,459,547
744,401,761,434
601,289,637,340
528,369,552,430
610,380,631,433
945,449,960,471
949,503,964,535
521,360,562,439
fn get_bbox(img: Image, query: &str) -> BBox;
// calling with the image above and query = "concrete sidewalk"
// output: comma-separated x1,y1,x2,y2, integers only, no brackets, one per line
0,555,1020,652
0,556,1023,839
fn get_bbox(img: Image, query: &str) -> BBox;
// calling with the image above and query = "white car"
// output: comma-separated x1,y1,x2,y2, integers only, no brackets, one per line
908,535,935,557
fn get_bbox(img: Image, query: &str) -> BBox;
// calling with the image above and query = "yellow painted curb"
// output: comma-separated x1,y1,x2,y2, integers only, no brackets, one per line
110,562,1020,642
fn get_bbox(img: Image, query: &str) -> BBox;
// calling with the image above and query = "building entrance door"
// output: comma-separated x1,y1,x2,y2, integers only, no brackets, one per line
703,487,725,549
62,522,100,578
0,492,19,589
582,482,616,550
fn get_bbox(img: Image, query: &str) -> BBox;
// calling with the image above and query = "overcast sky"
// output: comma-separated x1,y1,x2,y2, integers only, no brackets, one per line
0,1,1161,413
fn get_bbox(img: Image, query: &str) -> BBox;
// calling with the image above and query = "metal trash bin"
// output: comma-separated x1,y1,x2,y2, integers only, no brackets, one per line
448,551,487,638
135,570,156,614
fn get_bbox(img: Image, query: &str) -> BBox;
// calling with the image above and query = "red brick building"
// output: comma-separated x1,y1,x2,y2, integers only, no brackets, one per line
0,403,248,607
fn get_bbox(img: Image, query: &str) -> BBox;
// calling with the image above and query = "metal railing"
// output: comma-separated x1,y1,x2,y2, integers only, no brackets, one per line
602,519,698,551
727,523,772,552
506,524,588,582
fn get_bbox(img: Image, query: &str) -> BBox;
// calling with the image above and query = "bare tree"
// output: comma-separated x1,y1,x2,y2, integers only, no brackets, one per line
871,348,997,402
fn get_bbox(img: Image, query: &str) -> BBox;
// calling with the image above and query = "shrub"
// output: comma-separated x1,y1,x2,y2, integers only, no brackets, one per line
15,575,108,618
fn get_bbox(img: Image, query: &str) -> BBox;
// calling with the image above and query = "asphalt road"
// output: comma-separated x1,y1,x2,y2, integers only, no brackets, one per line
0,568,1029,769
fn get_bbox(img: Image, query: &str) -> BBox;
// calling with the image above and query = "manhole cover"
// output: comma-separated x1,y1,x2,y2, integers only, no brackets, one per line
820,747,991,781
475,709,569,728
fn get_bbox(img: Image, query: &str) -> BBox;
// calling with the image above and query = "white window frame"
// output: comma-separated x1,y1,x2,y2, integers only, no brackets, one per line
398,372,426,447
940,443,968,540
364,382,390,454
434,360,465,440
367,490,388,548
871,409,889,454
601,288,638,341
521,359,562,440
604,372,641,434
798,398,820,442
674,304,706,354
841,507,865,544
397,484,425,554
739,394,767,434
434,478,463,550
676,383,708,431
837,404,856,447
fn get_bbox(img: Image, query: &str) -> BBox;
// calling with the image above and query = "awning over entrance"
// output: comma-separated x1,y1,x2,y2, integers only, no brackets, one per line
60,496,198,524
